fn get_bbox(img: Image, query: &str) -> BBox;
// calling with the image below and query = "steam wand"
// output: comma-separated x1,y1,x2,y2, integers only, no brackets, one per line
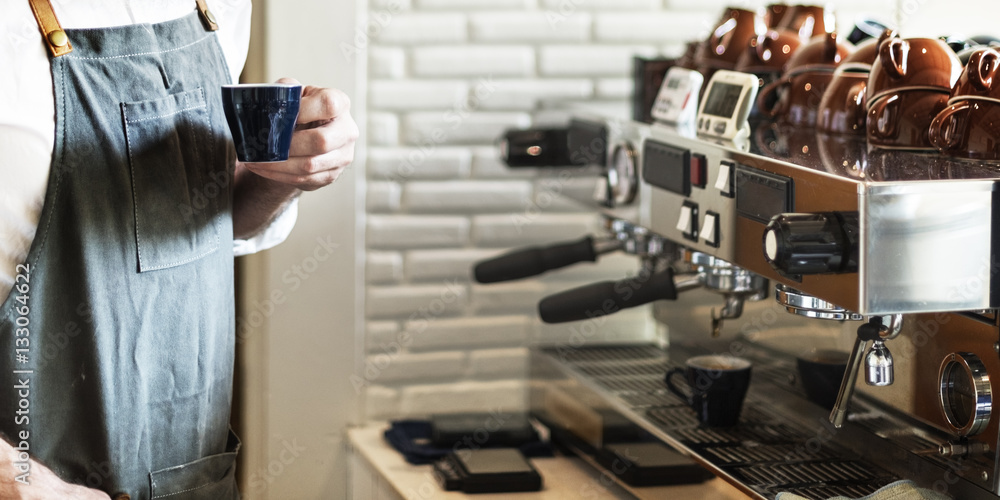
829,314,902,428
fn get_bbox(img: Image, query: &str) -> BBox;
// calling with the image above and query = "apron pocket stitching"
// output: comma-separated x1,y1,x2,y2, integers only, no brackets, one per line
151,480,214,499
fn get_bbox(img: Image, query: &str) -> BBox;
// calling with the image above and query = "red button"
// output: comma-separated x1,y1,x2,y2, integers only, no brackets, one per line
690,154,706,188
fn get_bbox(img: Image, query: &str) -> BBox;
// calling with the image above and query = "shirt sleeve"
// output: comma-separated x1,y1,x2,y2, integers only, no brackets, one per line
232,197,299,256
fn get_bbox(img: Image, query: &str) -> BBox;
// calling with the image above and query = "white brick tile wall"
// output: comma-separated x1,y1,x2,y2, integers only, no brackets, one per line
594,12,714,43
405,315,531,351
476,79,594,110
366,251,404,284
471,213,601,247
367,112,400,146
411,46,535,77
469,12,591,43
595,78,633,99
470,281,549,315
367,147,472,181
364,385,401,420
418,0,534,8
533,306,656,344
539,0,662,8
539,45,658,76
367,215,470,249
369,48,407,78
405,248,500,282
362,0,770,419
366,282,469,319
402,181,533,213
402,111,532,145
366,181,402,213
400,380,527,415
377,13,467,44
469,348,530,378
366,320,402,351
366,351,467,383
370,80,470,110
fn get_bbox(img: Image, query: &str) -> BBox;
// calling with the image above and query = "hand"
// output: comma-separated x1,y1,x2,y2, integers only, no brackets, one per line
1,443,111,500
239,77,359,192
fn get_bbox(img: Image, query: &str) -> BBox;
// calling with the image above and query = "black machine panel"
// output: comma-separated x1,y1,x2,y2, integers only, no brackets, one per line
735,166,793,224
642,140,690,196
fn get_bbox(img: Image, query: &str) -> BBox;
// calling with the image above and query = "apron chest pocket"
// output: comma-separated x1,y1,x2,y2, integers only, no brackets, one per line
122,87,222,272
148,429,240,499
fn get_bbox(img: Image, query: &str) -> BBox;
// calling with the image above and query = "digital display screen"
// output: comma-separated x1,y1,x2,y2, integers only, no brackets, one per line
702,82,744,118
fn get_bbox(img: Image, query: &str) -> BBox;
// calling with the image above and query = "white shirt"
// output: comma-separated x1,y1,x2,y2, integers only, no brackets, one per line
0,0,297,298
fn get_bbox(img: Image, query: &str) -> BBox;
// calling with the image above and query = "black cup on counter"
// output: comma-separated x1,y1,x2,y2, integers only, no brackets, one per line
796,349,850,410
665,355,752,427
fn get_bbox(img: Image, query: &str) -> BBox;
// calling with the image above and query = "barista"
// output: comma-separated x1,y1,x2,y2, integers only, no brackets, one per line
0,1,358,499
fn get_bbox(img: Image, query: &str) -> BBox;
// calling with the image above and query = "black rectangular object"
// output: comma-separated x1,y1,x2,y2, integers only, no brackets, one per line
596,442,714,487
632,56,675,123
430,413,538,448
642,140,690,196
433,448,543,494
567,118,608,167
735,166,793,223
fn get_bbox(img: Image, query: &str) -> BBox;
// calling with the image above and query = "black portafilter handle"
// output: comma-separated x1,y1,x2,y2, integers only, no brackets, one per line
474,236,600,284
539,268,679,324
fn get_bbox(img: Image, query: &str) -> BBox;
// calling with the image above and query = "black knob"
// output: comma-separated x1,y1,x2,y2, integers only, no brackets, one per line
763,212,859,275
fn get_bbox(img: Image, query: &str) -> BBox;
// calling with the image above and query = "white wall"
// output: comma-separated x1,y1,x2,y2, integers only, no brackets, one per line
236,0,367,498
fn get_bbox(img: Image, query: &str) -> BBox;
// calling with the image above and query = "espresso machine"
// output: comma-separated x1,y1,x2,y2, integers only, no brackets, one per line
477,83,1000,500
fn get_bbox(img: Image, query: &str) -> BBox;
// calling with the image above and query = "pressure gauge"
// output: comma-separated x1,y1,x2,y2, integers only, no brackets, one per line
604,141,638,207
938,352,992,437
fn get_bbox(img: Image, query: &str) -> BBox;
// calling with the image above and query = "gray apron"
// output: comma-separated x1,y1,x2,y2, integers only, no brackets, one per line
1,6,239,499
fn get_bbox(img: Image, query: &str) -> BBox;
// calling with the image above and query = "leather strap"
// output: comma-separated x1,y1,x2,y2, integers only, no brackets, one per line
195,0,219,31
27,0,72,57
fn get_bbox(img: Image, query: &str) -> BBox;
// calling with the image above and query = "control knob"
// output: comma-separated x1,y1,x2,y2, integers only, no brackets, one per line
763,212,859,275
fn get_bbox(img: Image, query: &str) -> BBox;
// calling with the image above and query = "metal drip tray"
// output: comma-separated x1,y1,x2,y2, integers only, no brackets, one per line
530,343,980,499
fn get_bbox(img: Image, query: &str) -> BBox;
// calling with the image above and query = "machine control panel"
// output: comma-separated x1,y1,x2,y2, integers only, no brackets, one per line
735,167,793,224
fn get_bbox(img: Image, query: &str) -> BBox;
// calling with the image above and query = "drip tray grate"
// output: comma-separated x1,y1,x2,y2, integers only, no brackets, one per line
767,481,896,500
704,444,836,465
737,460,891,487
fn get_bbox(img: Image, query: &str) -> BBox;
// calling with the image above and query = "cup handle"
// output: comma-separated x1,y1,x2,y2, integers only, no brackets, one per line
756,77,788,118
847,81,868,130
879,37,907,79
929,101,971,151
664,368,691,404
969,49,1000,92
869,96,899,140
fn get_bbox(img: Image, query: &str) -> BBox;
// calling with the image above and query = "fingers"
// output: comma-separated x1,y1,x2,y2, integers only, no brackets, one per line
243,142,355,191
288,111,359,157
297,87,351,124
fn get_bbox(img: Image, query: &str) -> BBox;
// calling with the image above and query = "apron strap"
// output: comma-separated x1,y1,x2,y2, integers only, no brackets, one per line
28,0,219,57
27,0,72,57
195,0,220,31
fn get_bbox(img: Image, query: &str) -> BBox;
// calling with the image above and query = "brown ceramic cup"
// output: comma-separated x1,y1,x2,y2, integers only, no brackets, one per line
736,28,804,75
756,32,854,126
842,28,897,69
816,131,868,178
696,7,760,72
774,5,830,40
867,89,950,150
867,37,961,105
817,67,869,134
950,47,1000,100
929,100,1000,160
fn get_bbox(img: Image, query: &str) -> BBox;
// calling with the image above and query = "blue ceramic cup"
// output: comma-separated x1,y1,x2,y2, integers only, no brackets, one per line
222,83,302,162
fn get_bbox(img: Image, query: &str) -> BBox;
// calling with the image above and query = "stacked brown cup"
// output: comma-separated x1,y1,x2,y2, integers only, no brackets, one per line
929,47,1000,160
756,31,854,126
866,37,962,150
